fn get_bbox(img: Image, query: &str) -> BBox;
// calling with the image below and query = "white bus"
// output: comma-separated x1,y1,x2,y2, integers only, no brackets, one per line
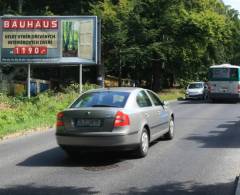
208,64,240,101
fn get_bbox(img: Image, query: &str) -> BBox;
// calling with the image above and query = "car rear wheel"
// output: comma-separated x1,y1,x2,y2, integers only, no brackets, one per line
164,118,174,140
135,128,149,158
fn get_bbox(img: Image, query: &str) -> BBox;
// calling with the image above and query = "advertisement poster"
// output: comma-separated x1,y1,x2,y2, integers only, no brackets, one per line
0,16,99,65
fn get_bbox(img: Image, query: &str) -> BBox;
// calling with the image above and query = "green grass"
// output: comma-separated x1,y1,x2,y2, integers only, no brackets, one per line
0,83,98,139
0,85,183,139
158,88,185,101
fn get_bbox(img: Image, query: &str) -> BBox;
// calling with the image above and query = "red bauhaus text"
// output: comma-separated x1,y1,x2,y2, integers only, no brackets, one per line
3,19,58,29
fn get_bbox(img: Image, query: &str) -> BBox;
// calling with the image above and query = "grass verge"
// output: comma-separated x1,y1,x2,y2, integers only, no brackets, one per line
0,84,97,139
158,88,185,101
0,86,184,140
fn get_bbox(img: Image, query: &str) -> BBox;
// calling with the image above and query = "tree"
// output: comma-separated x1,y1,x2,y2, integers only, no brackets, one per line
1,0,240,90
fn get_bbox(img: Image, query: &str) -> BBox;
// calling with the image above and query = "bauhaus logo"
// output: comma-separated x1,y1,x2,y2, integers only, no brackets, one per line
3,19,58,29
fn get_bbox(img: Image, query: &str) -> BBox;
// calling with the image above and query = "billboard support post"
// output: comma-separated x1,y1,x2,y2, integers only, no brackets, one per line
27,64,31,99
101,65,105,88
79,64,82,94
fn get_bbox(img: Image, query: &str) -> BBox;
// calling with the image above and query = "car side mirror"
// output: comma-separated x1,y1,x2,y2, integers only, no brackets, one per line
163,101,169,106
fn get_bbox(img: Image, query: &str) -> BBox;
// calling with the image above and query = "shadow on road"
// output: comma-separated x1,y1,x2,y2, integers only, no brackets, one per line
112,179,237,195
0,179,237,195
185,118,240,148
0,185,99,195
17,147,135,169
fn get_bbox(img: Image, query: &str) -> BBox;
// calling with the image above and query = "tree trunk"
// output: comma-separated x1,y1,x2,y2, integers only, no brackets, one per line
169,73,175,88
118,51,122,87
118,64,122,87
152,61,162,91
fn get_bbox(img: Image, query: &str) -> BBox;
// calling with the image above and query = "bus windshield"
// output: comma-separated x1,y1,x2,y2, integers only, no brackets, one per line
209,68,239,81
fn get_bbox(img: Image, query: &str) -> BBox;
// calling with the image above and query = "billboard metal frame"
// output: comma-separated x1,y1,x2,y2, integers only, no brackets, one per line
0,16,100,66
0,16,102,98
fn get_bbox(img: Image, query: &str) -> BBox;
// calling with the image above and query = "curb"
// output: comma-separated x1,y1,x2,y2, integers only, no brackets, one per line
236,175,240,195
0,126,54,142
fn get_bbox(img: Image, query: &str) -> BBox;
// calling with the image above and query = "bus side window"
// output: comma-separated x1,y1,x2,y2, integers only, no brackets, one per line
208,70,213,79
230,69,238,79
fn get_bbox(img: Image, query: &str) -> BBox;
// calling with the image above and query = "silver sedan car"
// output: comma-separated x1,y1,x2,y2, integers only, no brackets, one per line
56,87,175,158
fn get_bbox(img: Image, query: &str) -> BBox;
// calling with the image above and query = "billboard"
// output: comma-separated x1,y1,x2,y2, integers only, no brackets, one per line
0,16,100,65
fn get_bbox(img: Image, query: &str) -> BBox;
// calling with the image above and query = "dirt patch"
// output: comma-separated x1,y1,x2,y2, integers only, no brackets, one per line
0,125,54,141
0,103,11,110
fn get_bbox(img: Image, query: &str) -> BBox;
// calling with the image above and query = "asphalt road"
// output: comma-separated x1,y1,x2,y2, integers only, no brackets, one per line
0,100,240,195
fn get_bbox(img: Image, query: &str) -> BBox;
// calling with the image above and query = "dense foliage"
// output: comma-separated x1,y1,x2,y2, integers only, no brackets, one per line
1,0,240,90
92,0,240,90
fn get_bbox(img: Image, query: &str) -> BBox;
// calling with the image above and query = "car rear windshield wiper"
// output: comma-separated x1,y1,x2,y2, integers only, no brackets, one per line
91,104,119,107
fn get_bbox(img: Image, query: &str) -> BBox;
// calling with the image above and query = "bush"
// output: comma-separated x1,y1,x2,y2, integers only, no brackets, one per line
62,83,99,94
0,83,98,139
177,79,194,89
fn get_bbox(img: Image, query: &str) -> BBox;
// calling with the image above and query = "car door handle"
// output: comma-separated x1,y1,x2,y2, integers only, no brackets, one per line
144,113,150,118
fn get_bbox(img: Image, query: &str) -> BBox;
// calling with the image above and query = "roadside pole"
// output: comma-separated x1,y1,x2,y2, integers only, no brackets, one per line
27,64,31,99
79,64,82,94
101,65,105,88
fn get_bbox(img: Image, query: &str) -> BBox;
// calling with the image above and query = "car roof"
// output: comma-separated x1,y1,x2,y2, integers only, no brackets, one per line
189,82,204,84
87,87,144,93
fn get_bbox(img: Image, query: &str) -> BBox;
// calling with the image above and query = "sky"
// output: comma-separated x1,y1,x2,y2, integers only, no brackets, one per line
223,0,240,11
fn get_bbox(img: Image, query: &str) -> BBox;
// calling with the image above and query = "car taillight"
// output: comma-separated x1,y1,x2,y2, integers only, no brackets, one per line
114,111,130,127
238,84,240,93
56,112,64,127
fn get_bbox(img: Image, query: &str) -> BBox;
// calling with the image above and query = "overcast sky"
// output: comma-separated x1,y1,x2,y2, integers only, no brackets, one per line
223,0,240,11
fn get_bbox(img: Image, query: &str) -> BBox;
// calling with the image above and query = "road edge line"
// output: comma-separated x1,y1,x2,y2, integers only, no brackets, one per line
0,127,54,142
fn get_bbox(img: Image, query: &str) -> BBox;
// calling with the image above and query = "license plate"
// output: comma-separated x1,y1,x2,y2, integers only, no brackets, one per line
75,119,102,127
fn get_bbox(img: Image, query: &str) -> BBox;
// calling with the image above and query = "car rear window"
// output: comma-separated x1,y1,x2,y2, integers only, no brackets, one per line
70,91,130,108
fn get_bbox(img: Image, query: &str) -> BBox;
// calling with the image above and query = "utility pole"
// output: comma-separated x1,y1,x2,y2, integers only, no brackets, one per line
118,49,123,87
79,64,83,94
27,64,31,99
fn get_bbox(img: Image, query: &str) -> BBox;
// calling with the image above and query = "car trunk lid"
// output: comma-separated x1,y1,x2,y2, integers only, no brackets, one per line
62,108,119,132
